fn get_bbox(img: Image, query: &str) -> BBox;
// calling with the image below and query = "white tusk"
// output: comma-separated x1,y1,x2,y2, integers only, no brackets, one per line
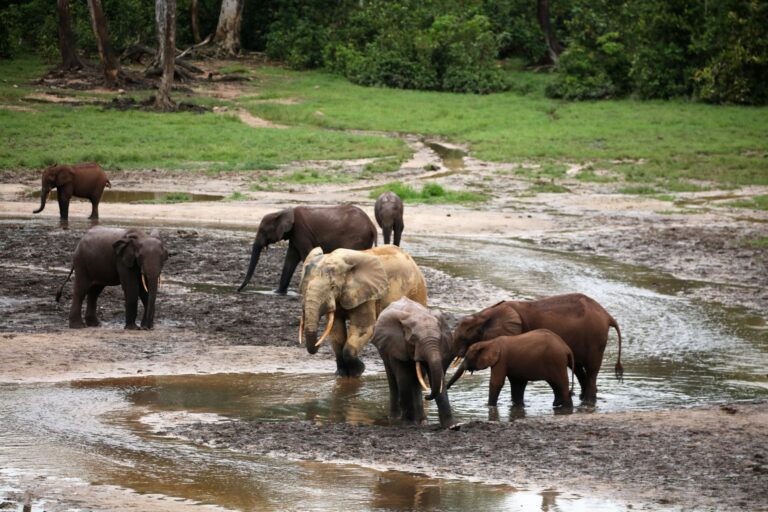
415,361,430,393
141,274,149,293
315,311,335,348
450,356,463,369
299,315,304,345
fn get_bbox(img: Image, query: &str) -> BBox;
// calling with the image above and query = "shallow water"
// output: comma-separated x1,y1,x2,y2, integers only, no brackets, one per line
2,233,766,510
30,189,224,203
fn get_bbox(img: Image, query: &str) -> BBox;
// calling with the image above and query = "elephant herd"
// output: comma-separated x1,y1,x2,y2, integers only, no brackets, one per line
41,163,623,429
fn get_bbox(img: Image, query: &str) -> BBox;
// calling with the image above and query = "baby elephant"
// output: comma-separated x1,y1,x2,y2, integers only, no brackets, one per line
56,226,168,329
448,329,574,408
33,162,111,220
374,191,404,246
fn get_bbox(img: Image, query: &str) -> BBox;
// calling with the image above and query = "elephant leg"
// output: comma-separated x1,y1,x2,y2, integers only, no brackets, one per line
582,362,601,404
382,226,392,245
84,284,105,327
382,360,402,421
393,222,403,247
574,364,588,400
550,373,573,408
339,312,374,378
509,378,528,407
400,363,425,424
276,245,301,294
121,280,140,330
57,190,70,220
330,320,352,377
68,275,88,329
487,369,506,407
89,197,99,219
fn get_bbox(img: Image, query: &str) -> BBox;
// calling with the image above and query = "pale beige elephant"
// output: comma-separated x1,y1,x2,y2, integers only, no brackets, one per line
299,246,427,377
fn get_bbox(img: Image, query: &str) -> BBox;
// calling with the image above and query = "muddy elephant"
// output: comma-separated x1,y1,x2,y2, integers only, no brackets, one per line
452,293,623,403
448,329,575,408
374,191,404,246
56,226,168,329
300,246,427,377
238,205,377,294
33,162,111,220
372,297,454,427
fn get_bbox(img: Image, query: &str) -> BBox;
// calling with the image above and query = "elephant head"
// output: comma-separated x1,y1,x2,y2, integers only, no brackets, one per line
299,247,388,355
447,339,500,390
33,164,72,214
113,228,168,329
238,208,295,292
451,301,522,365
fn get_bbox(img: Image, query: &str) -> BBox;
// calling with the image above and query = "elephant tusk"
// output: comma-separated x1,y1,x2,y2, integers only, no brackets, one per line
315,311,335,347
450,356,463,369
415,361,430,393
141,274,149,293
299,315,304,345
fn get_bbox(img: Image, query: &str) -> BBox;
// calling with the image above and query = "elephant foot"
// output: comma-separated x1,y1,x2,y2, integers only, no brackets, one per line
335,357,365,378
273,288,288,296
69,320,86,329
85,317,101,327
124,323,140,330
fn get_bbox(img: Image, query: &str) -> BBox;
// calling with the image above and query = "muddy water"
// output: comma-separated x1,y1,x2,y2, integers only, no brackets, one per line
30,189,224,203
2,234,766,510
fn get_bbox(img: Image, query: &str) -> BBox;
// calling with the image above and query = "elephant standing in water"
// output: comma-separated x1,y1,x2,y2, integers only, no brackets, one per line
448,329,575,409
238,205,377,294
374,191,404,246
372,297,454,427
33,162,111,220
452,293,623,403
299,246,427,377
56,227,168,329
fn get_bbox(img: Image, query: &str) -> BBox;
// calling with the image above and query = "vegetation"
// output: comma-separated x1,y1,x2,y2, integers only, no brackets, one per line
369,182,487,204
726,195,768,211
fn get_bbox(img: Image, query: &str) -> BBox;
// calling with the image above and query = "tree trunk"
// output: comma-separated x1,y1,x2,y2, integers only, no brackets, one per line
537,0,563,64
191,0,201,44
213,0,244,56
86,0,120,87
154,0,177,111
56,0,83,70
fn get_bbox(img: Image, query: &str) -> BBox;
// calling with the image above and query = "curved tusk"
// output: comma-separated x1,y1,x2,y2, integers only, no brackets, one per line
315,311,335,348
299,315,304,346
450,356,463,369
415,361,430,393
141,274,149,293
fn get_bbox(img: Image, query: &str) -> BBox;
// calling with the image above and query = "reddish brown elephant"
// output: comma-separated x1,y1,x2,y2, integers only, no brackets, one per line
447,329,575,408
33,162,111,220
452,293,623,403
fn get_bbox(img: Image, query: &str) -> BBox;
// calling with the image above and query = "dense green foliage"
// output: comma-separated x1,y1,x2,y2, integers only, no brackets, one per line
0,0,765,101
369,182,487,204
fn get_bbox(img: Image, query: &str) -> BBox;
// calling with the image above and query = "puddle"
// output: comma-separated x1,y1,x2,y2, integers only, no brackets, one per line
424,141,466,174
674,194,745,207
29,189,224,203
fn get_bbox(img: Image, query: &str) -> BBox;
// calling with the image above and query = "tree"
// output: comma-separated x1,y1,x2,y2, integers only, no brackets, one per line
56,0,84,70
537,0,563,63
86,0,121,87
154,0,177,111
191,0,202,43
213,0,244,55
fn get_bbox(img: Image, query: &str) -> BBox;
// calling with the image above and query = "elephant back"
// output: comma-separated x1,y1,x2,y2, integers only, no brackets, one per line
366,246,427,309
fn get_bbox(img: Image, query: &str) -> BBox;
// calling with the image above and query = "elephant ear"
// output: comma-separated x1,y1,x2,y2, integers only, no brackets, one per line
333,249,388,310
299,247,325,297
498,304,523,336
55,166,74,186
274,208,295,240
113,231,140,268
475,341,502,369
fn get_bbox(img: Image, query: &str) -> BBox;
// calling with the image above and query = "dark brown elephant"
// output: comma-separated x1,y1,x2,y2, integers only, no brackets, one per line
374,191,404,246
447,329,574,408
372,297,454,427
452,293,623,403
33,162,111,220
56,226,168,329
238,205,377,294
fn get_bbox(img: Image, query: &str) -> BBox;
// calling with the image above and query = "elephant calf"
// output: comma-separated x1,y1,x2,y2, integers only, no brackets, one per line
374,191,404,246
33,162,111,220
448,329,574,408
372,297,454,427
56,226,168,329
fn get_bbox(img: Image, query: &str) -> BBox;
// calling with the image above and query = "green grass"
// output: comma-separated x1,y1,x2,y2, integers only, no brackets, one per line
617,185,660,195
226,191,248,201
369,182,487,204
529,182,570,193
741,236,768,248
280,168,356,184
575,169,617,183
725,195,768,210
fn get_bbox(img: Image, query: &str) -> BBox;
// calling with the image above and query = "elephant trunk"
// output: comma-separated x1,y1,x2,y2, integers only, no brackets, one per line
423,355,445,401
237,243,262,292
302,296,324,355
33,185,50,214
142,272,161,329
446,359,467,390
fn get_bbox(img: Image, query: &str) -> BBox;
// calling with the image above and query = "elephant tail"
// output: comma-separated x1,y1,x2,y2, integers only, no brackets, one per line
609,316,624,382
55,266,75,302
567,351,575,397
105,179,112,188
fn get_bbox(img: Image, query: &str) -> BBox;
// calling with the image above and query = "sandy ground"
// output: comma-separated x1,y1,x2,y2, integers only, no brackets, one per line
1,108,767,510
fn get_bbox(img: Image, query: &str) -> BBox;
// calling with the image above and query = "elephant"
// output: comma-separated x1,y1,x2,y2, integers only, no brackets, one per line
56,226,168,329
33,162,111,220
374,191,404,246
372,297,455,427
447,329,575,408
452,293,623,403
299,245,428,377
238,205,377,294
